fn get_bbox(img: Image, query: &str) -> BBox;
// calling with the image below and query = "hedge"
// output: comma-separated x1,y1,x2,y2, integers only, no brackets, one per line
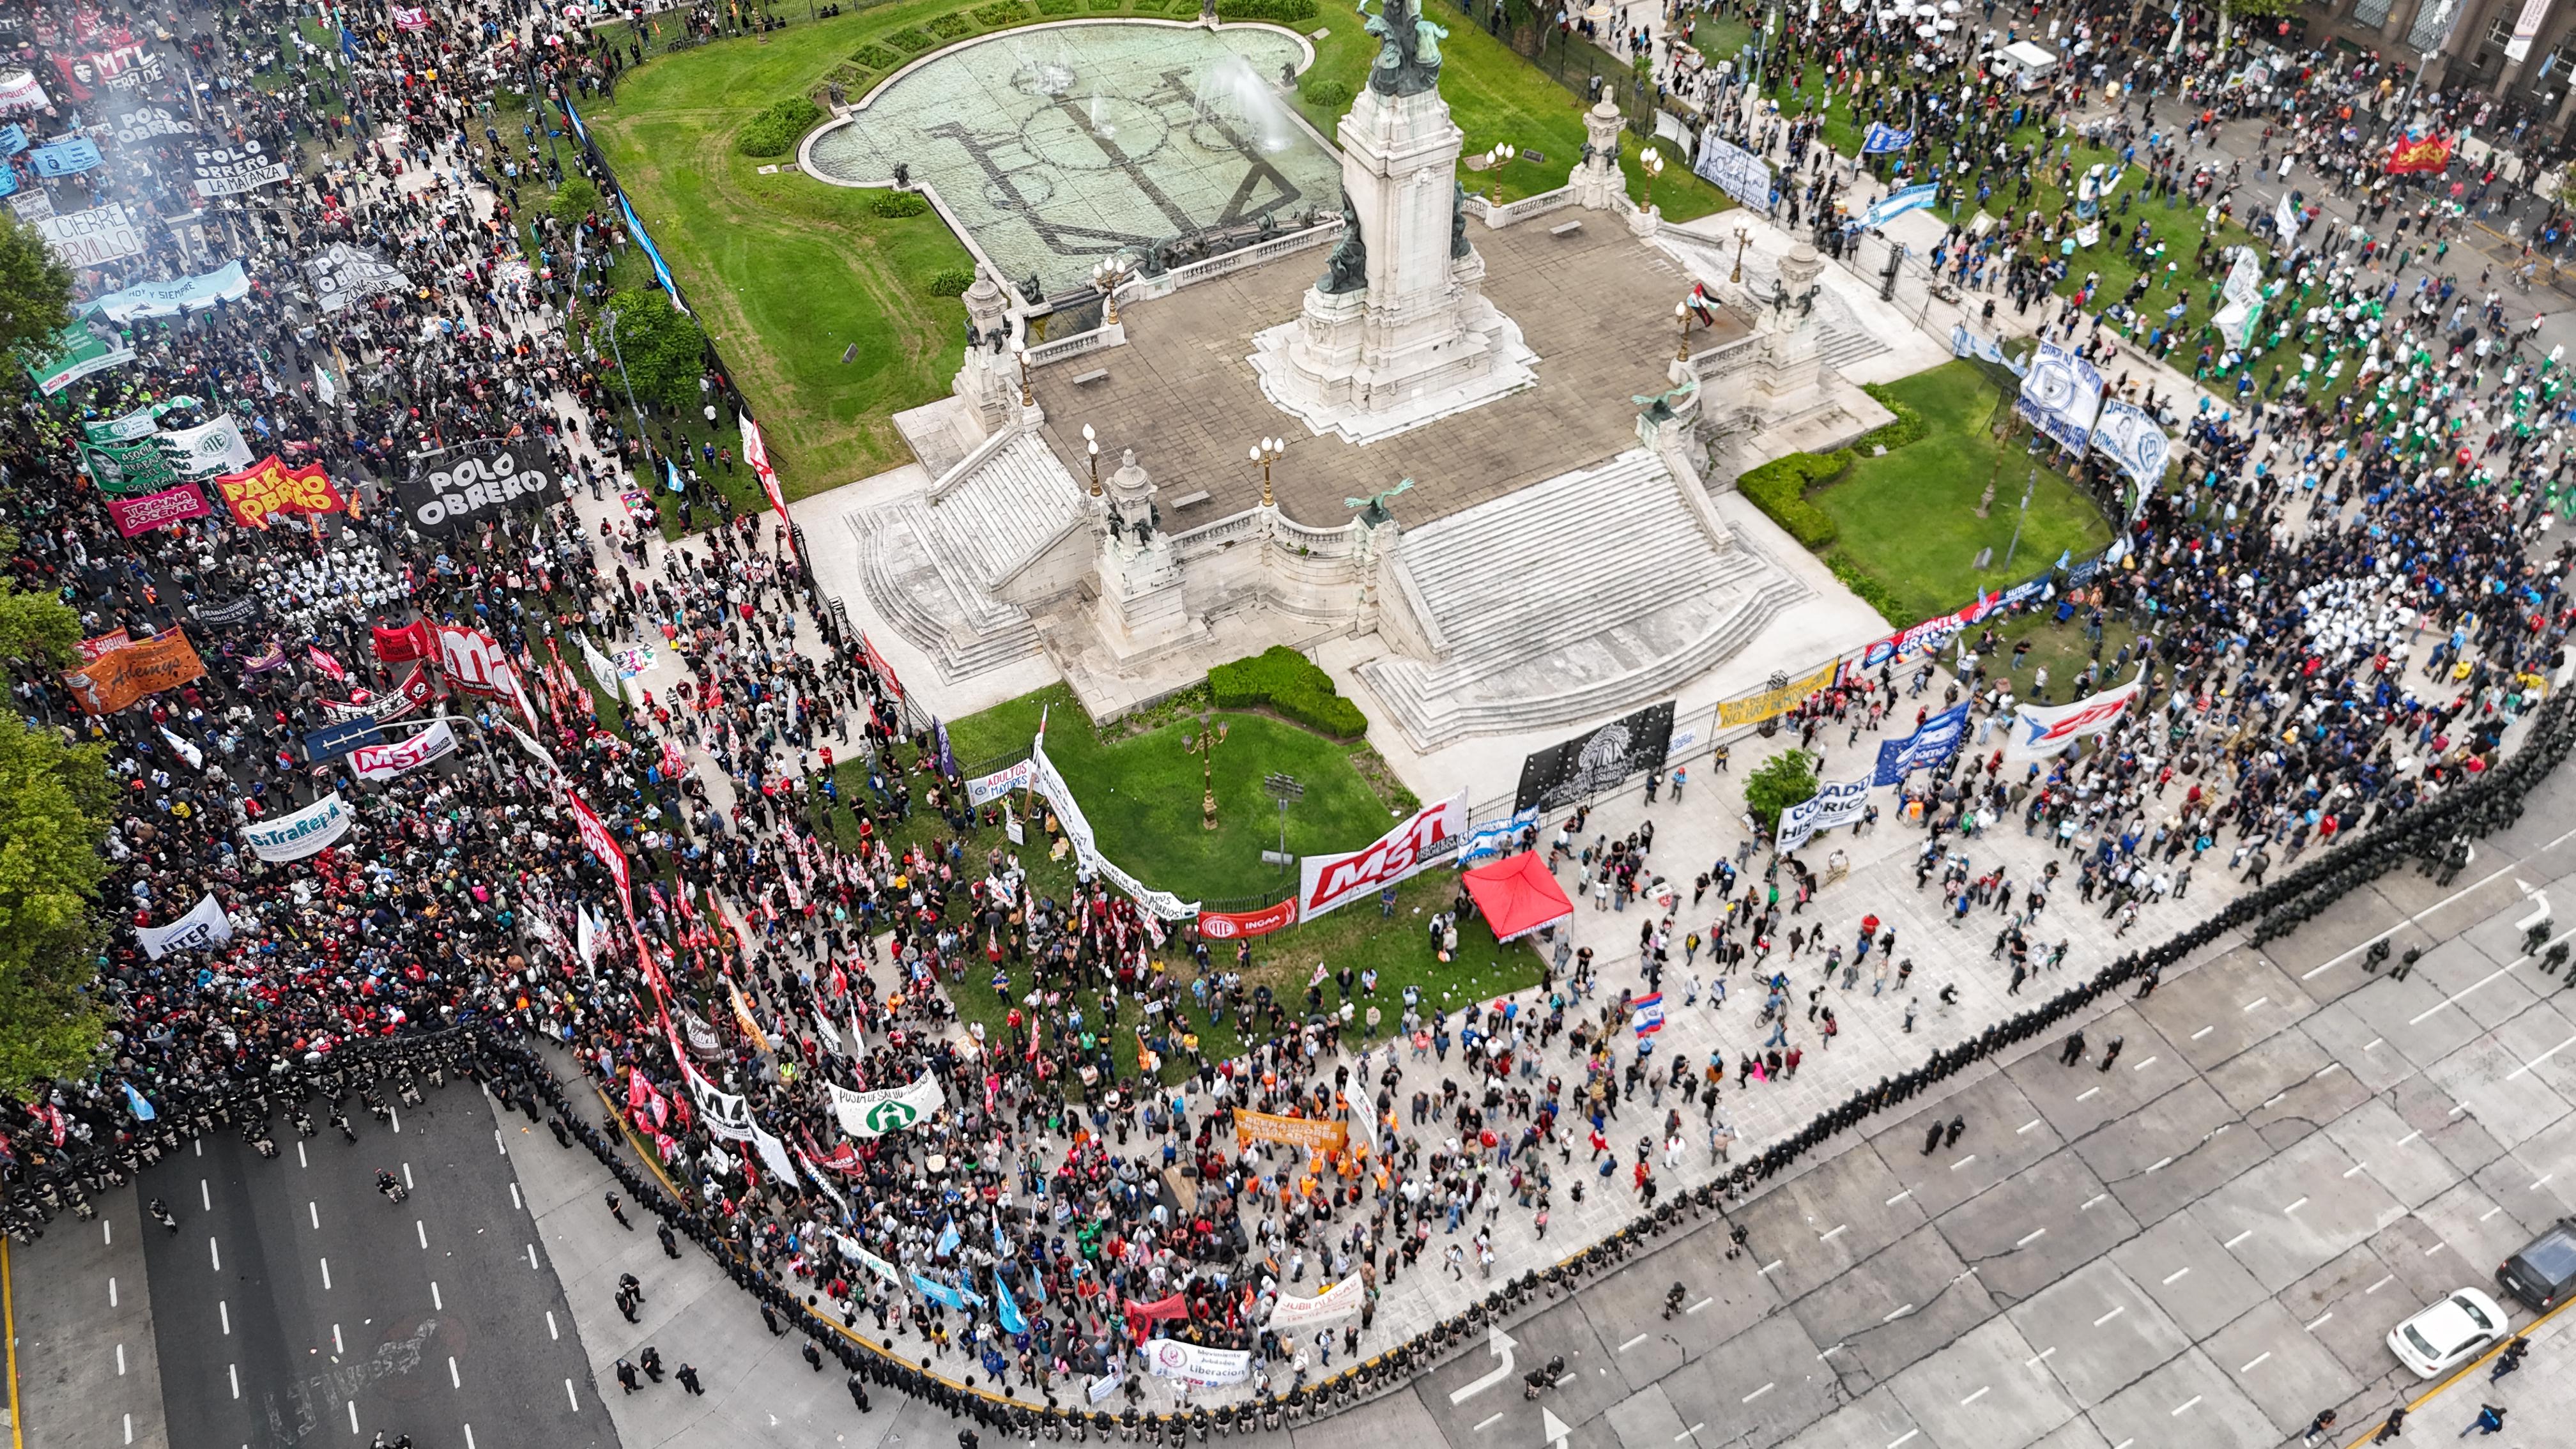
1208,647,1368,739
887,26,939,52
1827,551,1908,625
969,0,1027,19
1855,383,1928,454
872,190,931,218
1299,77,1352,107
735,96,824,158
1735,450,1848,550
926,266,977,296
1215,0,1319,20
850,43,903,68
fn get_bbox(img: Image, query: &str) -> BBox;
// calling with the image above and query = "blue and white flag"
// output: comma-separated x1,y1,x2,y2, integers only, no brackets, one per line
664,456,685,494
123,1081,158,1121
1633,993,1665,1036
617,195,690,315
935,1218,962,1258
912,1271,967,1310
2088,397,2173,490
1860,122,1914,153
1872,702,1971,786
1860,183,1938,229
2016,342,2105,453
995,1273,1030,1335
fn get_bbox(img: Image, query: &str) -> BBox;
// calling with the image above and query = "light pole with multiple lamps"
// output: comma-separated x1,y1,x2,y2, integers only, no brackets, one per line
1012,342,1033,406
1082,422,1102,496
1091,253,1137,326
1482,141,1516,204
1249,436,1285,508
1639,144,1664,213
1672,300,1695,361
1181,712,1228,829
1730,224,1751,283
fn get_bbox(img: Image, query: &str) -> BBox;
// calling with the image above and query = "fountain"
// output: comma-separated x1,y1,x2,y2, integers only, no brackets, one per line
1087,88,1115,139
1192,52,1293,153
1011,39,1077,97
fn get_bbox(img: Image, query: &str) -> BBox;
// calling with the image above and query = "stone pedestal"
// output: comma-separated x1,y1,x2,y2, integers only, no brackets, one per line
1248,76,1537,444
1574,98,1625,211
1753,240,1827,405
952,268,1018,433
1090,449,1204,659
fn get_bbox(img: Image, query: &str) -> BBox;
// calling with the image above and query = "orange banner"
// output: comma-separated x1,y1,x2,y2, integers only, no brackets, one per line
1234,1110,1348,1153
213,455,346,530
61,628,206,714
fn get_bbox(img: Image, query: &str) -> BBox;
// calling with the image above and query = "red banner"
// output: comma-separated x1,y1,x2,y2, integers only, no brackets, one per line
860,631,906,702
105,484,212,537
213,456,346,530
77,628,131,661
2386,132,2453,174
372,620,436,664
739,411,790,525
1197,899,1296,940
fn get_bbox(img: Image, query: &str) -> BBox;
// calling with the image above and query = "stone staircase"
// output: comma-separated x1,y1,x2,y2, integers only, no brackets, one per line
1357,449,1805,749
854,433,1085,682
1818,323,1892,371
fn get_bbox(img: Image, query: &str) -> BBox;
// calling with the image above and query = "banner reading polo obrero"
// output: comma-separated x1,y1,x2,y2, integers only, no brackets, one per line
1297,790,1468,923
1717,659,1839,728
241,792,354,862
213,456,346,530
2015,342,2104,454
348,720,456,782
827,1072,945,1139
61,627,203,714
2004,670,2143,760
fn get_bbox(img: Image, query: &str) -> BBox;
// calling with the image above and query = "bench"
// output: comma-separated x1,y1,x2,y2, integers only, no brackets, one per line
1070,368,1108,386
1167,490,1211,509
1548,219,1583,237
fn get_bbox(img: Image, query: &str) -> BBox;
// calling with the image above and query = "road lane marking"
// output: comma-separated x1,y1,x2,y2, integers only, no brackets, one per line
1673,1425,1704,1443
2163,1268,2190,1284
333,1324,344,1355
2285,1198,2310,1215
2025,1347,2057,1367
228,1363,238,1399
319,1259,330,1291
200,1180,210,1212
2077,1087,2101,1102
107,1278,115,1308
2410,963,2522,1025
347,1401,358,1434
2081,1194,2108,1211
2314,1063,2343,1080
2480,1206,2503,1222
402,1164,414,1192
219,1301,229,1334
2508,1032,2576,1080
2396,1130,2423,1147
2224,1230,2253,1249
1950,1154,1978,1171
1619,1334,1650,1353
2535,1174,2557,1192
431,1283,442,1310
115,1343,124,1376
2425,1243,2447,1256
565,1379,579,1411
1883,1304,1915,1322
1744,1383,1773,1403
463,1428,474,1449
1759,1260,1782,1276
2171,1396,2202,1416
2133,1056,2159,1071
545,1311,559,1341
208,1238,220,1271
2017,1119,2041,1135
417,1222,428,1250
2191,1027,2215,1040
1887,1434,1919,1449
2094,1306,2124,1327
123,1414,130,1445
1818,1344,1848,1358
308,1202,318,1230
296,1141,307,1170
2240,1352,2270,1372
2146,1156,2174,1173
1885,1190,1913,1206
510,1183,523,1213
1685,1298,1712,1314
2242,997,2269,1013
2306,1312,2334,1331
2366,1275,2394,1294
1473,1414,1502,1433
527,1245,539,1270
1820,1224,1848,1243
448,1357,460,1389
2017,1228,2047,1247
1959,1386,1989,1406
390,1107,401,1135
2344,1163,2368,1178
2264,1094,2287,1109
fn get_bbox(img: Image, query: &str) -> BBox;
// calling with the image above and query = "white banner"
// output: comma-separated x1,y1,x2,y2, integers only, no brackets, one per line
838,1234,903,1285
964,758,1036,807
2507,0,2550,61
1776,776,1871,853
348,720,456,781
136,893,230,960
2015,342,2104,453
1296,790,1468,922
1026,732,1199,920
2004,672,2143,760
241,792,353,861
1143,1339,1251,1387
750,1123,801,1184
36,203,145,267
686,1063,760,1142
158,415,256,478
1690,134,1773,211
828,1072,946,1138
1265,1274,1364,1329
2088,398,2172,491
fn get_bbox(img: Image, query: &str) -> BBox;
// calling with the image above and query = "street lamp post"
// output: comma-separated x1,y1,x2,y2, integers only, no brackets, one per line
1181,713,1228,829
1731,224,1750,282
2002,435,2041,572
1673,300,1694,361
1013,342,1033,406
1091,254,1137,326
1082,422,1101,496
1640,144,1664,213
1484,142,1517,204
1249,437,1284,508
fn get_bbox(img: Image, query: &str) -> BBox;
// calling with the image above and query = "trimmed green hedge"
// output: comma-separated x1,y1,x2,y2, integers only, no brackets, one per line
850,43,903,68
1735,450,1848,550
925,266,977,296
969,0,1028,19
1035,0,1079,13
1827,551,1908,625
1299,77,1352,107
929,12,976,36
735,96,824,158
1855,383,1928,454
1209,647,1367,739
886,26,939,52
872,190,931,217
1216,0,1319,20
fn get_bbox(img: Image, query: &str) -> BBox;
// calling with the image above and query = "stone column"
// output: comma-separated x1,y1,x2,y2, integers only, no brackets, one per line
1574,99,1627,211
952,268,1016,433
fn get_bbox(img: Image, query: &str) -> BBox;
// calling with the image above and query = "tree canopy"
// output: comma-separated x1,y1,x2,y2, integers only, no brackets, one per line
0,213,75,362
601,288,709,413
1743,749,1821,835
0,577,112,1086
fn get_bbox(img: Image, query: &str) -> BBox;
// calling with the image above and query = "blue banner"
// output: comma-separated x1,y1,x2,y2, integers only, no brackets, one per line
303,718,386,763
31,137,103,176
1860,122,1913,154
911,1271,967,1310
617,194,690,314
80,261,252,322
563,94,590,147
1872,702,1970,786
995,1273,1029,1335
1860,184,1938,229
2014,342,2104,454
0,125,26,156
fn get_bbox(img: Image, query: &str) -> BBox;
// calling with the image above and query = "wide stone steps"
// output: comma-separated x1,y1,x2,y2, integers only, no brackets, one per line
924,434,1085,590
1395,450,1701,666
850,430,1083,682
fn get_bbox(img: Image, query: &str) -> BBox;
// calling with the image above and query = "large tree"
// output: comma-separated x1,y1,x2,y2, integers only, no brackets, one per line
1743,749,1821,836
0,573,112,1086
600,287,709,414
0,213,74,362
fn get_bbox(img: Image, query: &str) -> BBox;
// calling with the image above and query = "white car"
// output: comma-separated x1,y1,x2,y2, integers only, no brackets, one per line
2387,1289,2508,1379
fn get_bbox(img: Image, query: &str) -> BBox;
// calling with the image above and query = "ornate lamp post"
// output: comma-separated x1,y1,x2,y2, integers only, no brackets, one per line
1082,422,1101,496
1181,712,1228,829
1091,253,1137,325
1249,436,1285,508
1731,224,1751,283
1483,141,1516,204
1013,342,1033,406
1673,300,1695,362
1639,144,1664,213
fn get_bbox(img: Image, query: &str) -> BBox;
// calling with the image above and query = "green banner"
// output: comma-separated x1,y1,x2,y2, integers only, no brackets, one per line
80,436,181,496
82,405,157,443
26,321,134,396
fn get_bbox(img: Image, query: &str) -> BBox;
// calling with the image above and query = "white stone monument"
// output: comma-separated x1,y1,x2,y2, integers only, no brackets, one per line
1089,448,1204,661
1249,0,1536,444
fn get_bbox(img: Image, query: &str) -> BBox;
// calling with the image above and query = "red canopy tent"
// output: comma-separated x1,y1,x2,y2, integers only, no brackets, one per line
1460,850,1574,944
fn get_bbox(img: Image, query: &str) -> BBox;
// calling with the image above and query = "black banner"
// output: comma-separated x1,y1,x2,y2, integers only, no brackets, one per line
397,443,563,534
193,594,264,627
1512,700,1677,814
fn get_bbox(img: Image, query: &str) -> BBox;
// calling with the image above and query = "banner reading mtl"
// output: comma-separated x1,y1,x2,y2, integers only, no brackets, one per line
1512,701,1676,813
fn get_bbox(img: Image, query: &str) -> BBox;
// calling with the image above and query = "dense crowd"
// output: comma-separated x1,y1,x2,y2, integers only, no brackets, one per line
0,0,2571,1429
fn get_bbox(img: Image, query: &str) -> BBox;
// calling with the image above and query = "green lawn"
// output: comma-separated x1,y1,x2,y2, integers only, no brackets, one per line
818,685,1542,1073
1811,363,2114,624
